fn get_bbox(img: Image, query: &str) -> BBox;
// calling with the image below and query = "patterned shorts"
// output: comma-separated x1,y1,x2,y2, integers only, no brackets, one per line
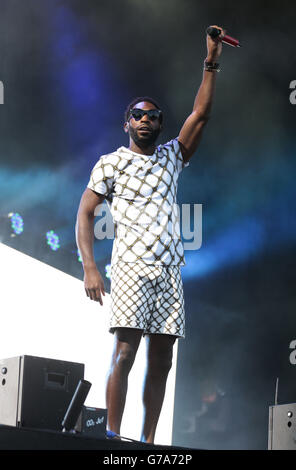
109,262,185,338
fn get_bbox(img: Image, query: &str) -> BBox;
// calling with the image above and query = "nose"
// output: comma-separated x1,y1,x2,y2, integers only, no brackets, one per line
140,112,150,122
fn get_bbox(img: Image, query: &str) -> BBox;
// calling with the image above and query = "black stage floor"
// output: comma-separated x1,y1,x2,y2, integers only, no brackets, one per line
0,425,201,465
0,424,191,451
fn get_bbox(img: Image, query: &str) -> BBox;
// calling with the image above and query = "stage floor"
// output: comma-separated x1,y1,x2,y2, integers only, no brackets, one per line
0,424,197,451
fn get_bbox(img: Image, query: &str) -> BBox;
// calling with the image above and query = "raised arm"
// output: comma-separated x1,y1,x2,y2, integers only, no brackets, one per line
76,188,106,305
178,25,224,163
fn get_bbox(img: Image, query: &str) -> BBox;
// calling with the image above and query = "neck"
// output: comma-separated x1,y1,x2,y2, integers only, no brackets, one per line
128,140,156,156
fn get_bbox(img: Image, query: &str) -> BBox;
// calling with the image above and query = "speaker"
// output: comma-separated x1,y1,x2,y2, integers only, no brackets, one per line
268,403,296,449
0,355,84,431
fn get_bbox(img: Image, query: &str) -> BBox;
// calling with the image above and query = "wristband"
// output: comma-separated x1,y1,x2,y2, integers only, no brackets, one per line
204,60,220,72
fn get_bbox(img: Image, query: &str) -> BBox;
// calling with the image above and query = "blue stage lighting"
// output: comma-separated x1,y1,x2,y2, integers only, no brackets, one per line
8,212,24,235
105,264,111,279
46,230,60,251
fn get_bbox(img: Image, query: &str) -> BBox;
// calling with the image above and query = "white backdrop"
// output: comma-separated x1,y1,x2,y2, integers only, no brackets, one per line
0,242,178,444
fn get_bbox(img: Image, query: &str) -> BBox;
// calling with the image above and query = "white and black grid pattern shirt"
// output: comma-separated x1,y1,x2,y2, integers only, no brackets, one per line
87,138,189,266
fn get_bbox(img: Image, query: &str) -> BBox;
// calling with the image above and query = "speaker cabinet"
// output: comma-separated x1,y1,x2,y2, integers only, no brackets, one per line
268,403,296,449
0,355,84,431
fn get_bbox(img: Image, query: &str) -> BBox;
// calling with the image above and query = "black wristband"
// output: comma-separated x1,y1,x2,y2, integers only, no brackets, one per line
204,60,220,72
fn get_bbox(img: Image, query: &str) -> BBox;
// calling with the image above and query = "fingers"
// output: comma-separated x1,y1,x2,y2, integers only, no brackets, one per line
220,27,226,40
85,286,105,305
210,25,226,40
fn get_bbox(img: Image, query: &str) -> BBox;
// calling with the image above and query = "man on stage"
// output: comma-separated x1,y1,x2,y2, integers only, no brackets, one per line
76,26,224,443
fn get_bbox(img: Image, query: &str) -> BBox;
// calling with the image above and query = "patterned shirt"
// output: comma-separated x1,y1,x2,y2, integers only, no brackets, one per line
87,138,189,266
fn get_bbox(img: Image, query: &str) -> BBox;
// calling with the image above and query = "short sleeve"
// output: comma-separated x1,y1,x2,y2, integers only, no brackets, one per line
174,138,190,173
87,156,115,200
161,138,189,174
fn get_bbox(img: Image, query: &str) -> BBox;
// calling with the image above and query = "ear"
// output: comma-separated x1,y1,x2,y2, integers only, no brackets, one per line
124,122,129,133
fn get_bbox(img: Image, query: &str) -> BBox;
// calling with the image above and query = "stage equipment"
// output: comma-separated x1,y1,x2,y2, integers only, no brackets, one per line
74,406,107,438
268,403,296,449
0,355,84,431
62,379,91,432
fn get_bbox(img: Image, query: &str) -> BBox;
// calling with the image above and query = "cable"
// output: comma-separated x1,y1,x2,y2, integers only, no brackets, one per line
106,430,146,444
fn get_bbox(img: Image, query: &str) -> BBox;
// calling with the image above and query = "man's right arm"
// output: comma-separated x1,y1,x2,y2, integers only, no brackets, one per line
76,188,106,305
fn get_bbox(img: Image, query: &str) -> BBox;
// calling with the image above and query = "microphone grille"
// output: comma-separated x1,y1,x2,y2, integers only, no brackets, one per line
206,26,221,38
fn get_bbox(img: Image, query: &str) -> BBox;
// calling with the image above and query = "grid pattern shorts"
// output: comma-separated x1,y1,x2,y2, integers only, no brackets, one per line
109,262,185,338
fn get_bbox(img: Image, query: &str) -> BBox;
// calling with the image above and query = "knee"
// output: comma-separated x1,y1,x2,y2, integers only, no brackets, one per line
149,349,173,376
113,344,137,372
160,350,173,374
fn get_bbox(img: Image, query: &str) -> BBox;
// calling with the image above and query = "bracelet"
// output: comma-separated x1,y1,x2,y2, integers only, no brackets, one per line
204,60,220,72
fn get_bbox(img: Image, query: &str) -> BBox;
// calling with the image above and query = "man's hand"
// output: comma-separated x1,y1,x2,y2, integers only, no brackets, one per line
206,25,225,62
84,266,106,305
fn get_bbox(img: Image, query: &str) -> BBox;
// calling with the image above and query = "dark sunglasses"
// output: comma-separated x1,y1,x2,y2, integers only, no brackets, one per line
129,108,162,121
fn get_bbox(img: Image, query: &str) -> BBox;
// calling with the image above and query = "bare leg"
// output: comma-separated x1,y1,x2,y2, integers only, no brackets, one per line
106,327,143,435
140,334,176,443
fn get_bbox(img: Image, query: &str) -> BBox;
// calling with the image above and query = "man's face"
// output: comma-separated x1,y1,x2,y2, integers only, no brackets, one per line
125,101,162,148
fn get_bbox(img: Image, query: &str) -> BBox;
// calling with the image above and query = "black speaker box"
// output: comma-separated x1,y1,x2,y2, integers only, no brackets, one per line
0,355,84,431
268,403,296,449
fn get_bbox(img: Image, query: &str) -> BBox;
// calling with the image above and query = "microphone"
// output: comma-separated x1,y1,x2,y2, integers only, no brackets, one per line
206,26,241,48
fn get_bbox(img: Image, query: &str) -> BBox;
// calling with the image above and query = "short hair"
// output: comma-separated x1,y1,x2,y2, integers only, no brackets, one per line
124,96,163,124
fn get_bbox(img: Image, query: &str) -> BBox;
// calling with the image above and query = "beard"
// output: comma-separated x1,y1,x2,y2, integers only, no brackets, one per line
129,125,161,148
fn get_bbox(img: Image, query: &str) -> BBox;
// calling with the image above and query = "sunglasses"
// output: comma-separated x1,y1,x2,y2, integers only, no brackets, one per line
129,108,162,121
